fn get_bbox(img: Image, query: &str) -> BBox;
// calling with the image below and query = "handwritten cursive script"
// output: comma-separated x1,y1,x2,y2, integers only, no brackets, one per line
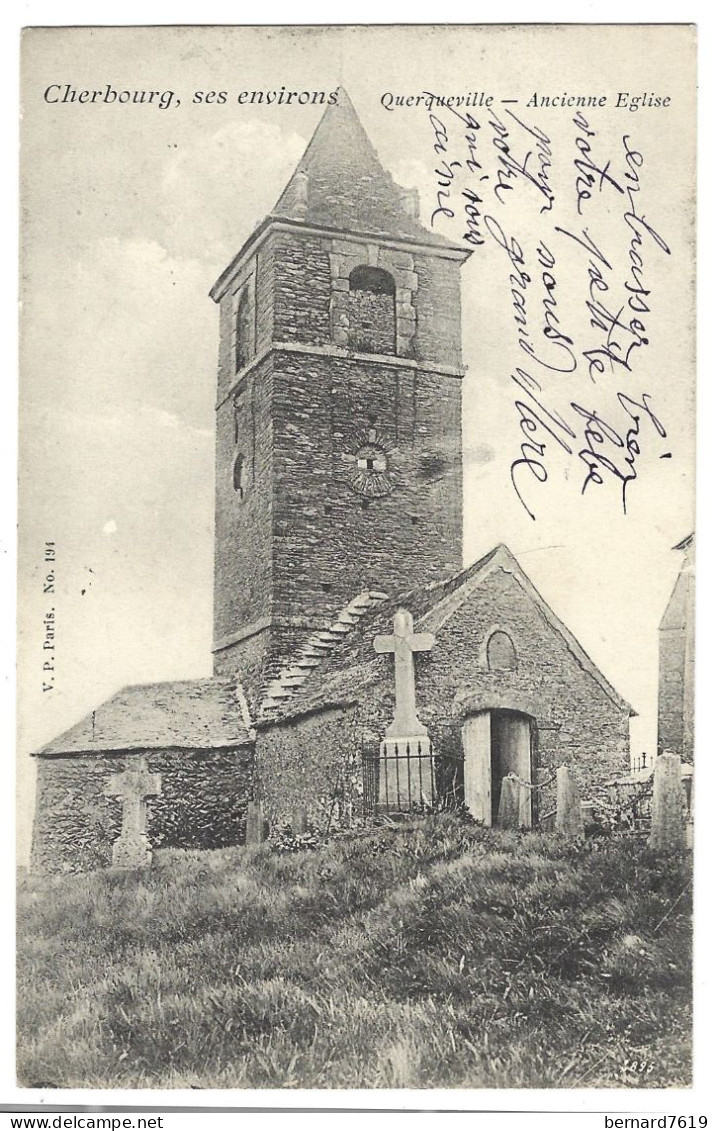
423,99,673,521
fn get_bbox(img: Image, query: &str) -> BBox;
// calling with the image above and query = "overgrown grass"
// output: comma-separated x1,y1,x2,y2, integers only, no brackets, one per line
17,817,691,1089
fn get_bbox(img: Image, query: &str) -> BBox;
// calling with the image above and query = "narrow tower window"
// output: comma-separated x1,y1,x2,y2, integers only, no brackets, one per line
486,630,518,672
233,453,248,499
348,266,396,355
235,289,252,372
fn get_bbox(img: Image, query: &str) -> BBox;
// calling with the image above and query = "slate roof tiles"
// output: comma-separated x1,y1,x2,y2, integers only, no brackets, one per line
37,678,252,756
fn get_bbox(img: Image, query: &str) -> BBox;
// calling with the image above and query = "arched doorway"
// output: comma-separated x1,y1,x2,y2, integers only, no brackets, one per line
462,709,536,827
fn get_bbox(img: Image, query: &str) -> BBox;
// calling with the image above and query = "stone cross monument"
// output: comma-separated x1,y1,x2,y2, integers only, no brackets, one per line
374,608,435,738
374,608,435,808
104,755,162,868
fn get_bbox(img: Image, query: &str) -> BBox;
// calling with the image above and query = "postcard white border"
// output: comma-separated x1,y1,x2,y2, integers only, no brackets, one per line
4,1,714,1119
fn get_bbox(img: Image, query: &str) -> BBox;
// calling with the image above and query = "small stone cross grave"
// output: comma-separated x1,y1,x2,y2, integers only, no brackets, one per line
104,755,161,869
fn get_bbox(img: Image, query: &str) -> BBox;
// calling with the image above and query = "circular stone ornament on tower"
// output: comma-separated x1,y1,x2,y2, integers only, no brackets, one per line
340,427,400,497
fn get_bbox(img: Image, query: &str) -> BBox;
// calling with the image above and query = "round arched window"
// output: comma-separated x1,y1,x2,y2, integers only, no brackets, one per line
486,630,518,671
348,266,396,355
348,266,396,295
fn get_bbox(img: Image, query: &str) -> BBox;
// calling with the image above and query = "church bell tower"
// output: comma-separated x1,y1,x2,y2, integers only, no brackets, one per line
210,89,471,695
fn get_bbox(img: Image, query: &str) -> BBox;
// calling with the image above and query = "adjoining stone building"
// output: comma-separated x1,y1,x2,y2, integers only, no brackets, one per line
658,534,695,763
255,543,632,835
31,681,254,874
31,90,633,872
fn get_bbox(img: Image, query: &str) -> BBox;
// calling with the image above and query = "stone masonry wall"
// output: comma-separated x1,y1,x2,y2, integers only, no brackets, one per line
213,625,272,707
31,747,254,874
348,289,395,354
417,567,631,803
212,225,467,679
216,254,256,404
256,707,358,833
326,240,418,357
271,350,463,627
273,230,332,346
658,625,687,759
213,623,311,711
413,255,463,369
213,354,274,658
255,566,630,832
255,239,275,357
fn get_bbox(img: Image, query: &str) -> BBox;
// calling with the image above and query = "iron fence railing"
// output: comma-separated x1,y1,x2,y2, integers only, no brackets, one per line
362,744,695,836
362,742,465,815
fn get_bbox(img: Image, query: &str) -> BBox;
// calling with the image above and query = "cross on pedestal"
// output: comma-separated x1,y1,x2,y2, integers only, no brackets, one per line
104,755,162,869
374,607,435,739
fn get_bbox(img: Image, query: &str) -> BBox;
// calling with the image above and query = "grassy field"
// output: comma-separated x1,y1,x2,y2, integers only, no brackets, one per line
17,817,691,1089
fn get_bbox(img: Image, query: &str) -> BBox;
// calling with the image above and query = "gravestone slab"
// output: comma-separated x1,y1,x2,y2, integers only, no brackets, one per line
245,800,265,846
556,765,584,839
291,807,308,836
649,752,684,852
497,775,521,830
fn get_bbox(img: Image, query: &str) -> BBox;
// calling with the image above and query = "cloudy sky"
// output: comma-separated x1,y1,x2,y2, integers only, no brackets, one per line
17,25,695,854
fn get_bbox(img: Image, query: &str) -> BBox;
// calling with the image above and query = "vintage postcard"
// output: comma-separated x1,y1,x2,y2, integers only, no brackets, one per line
17,24,696,1094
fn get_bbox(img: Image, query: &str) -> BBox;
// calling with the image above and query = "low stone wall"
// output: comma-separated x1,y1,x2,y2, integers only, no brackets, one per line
31,746,255,874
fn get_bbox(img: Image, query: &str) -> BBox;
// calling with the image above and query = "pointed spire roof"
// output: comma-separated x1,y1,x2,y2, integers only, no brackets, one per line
211,88,468,299
272,88,459,249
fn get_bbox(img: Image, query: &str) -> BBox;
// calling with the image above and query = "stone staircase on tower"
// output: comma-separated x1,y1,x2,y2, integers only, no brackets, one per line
258,590,388,722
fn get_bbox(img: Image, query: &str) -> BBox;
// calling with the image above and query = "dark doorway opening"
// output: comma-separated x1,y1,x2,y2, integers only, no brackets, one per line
490,710,536,825
462,708,537,827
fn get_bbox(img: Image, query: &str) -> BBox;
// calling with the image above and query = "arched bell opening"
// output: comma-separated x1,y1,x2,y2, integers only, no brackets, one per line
347,265,396,354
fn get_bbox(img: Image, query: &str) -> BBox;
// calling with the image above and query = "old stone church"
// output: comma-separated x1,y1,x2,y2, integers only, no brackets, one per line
31,90,633,873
